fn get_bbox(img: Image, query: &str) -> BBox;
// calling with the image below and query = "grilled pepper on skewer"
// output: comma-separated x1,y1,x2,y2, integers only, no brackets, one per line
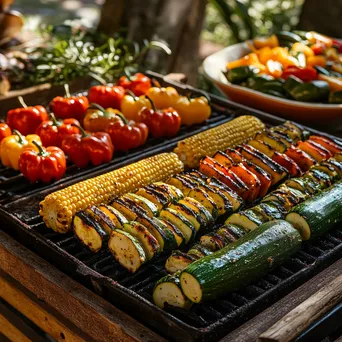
36,113,80,147
0,122,11,144
0,130,42,170
105,115,148,151
83,103,122,132
120,91,151,122
61,125,114,168
6,97,48,135
88,84,125,110
139,97,181,138
19,141,66,183
49,84,89,121
117,72,151,96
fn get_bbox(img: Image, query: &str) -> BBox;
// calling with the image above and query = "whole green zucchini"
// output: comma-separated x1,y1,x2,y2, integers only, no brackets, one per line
286,181,342,240
180,220,301,303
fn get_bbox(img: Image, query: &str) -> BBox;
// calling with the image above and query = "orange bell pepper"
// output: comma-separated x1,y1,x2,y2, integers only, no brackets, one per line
226,53,265,72
253,35,279,49
307,32,333,48
257,47,273,65
307,55,327,67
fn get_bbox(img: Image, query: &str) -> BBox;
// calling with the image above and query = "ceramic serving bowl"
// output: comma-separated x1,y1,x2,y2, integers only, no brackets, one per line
203,41,342,124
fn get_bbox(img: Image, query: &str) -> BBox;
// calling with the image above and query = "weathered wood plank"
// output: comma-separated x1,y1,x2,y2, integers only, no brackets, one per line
259,274,342,342
0,274,88,342
0,231,165,342
220,258,342,342
0,314,31,342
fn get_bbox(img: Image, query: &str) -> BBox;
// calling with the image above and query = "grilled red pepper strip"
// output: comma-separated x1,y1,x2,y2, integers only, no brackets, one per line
138,97,181,138
61,125,114,168
19,141,66,183
281,66,317,82
88,84,125,110
0,122,11,143
332,40,342,53
50,84,89,121
106,114,148,151
36,113,80,147
117,73,151,96
6,96,48,135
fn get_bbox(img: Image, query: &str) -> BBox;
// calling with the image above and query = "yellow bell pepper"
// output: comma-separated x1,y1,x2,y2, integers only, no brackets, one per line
265,60,283,78
120,92,151,121
291,42,314,58
173,96,211,126
307,55,327,67
146,87,179,109
0,130,42,170
318,74,342,92
253,34,279,49
307,32,333,48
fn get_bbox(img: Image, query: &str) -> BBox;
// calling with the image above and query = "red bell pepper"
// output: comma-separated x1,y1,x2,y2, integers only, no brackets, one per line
138,97,181,138
61,125,114,168
117,73,151,96
311,42,326,55
19,141,66,183
332,39,342,53
50,84,89,121
6,96,48,135
88,85,125,110
36,113,80,147
281,66,318,82
0,122,11,143
106,115,148,151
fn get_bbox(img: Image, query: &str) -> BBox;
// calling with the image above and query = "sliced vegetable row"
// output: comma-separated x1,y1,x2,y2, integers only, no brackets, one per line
164,151,342,275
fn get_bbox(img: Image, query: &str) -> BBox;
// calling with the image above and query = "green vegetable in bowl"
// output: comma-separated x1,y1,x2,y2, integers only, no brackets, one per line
289,80,330,102
283,75,303,94
224,66,255,84
329,91,342,104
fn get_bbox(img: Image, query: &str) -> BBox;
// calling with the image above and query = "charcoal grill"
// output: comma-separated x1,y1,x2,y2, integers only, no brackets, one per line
1,72,342,342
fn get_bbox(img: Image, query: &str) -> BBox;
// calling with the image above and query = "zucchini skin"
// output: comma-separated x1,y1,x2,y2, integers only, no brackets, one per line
180,220,301,303
286,181,342,240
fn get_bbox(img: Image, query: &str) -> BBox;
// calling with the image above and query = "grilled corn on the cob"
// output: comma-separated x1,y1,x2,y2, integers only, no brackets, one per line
174,115,265,168
39,153,184,233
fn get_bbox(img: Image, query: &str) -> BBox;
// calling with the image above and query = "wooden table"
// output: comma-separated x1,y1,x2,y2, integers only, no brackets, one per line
1,230,342,342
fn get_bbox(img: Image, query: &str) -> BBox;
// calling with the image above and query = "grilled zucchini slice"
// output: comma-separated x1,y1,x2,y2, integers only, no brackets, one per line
167,175,196,196
304,169,332,189
85,205,118,234
325,158,342,177
135,187,169,211
225,210,265,232
181,197,214,227
135,214,177,252
159,208,196,243
285,178,315,195
253,202,286,221
97,204,128,229
247,139,275,157
188,244,213,259
158,218,185,247
169,202,203,231
206,177,243,212
108,230,146,272
188,188,218,219
73,210,107,253
152,182,184,202
200,232,226,251
165,251,197,274
122,222,160,260
111,199,139,221
254,132,288,153
262,189,299,211
122,193,159,217
153,273,193,309
311,164,340,182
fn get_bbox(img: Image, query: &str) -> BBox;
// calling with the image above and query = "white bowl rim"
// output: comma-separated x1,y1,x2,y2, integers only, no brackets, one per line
203,41,342,109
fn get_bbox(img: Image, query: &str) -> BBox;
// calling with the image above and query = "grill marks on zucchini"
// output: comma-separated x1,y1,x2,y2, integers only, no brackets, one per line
108,230,146,273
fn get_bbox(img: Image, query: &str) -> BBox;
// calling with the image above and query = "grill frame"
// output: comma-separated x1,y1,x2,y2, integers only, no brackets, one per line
1,72,342,342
